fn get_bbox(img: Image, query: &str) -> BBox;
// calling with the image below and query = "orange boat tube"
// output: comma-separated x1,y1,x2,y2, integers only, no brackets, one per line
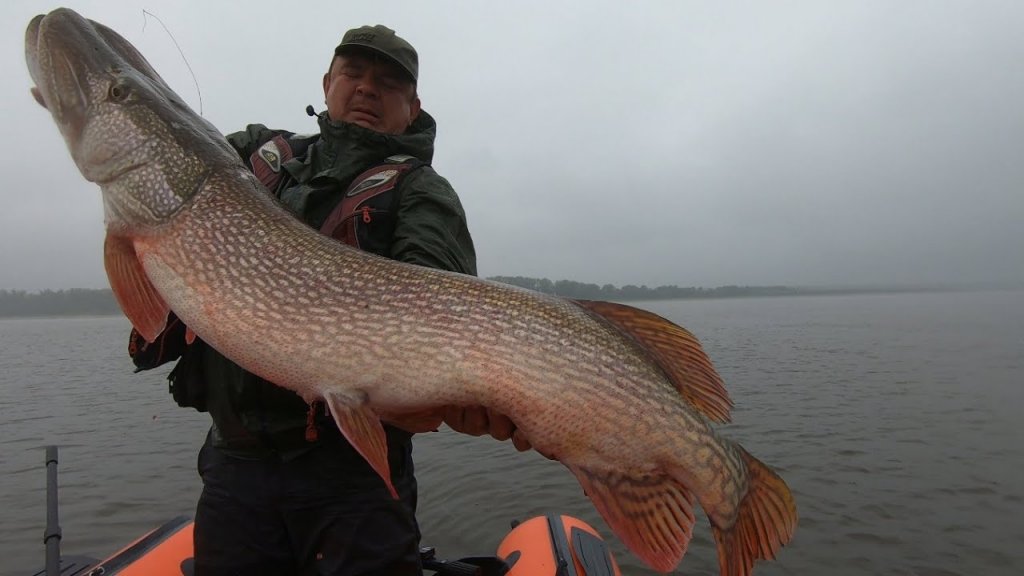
85,516,194,576
498,515,622,576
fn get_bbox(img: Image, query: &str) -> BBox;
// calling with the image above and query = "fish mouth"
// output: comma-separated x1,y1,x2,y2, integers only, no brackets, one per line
26,9,106,139
25,9,174,183
25,9,168,142
25,15,48,110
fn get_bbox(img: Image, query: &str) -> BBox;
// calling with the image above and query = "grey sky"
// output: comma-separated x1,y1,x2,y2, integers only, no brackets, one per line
4,0,1022,291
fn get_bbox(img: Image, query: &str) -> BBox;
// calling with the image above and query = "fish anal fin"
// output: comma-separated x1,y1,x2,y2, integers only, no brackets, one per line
323,392,398,499
573,299,733,423
571,466,697,573
185,326,197,345
104,233,169,343
712,447,798,576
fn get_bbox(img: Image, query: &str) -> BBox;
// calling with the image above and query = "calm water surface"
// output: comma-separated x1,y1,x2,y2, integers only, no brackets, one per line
1,290,1022,575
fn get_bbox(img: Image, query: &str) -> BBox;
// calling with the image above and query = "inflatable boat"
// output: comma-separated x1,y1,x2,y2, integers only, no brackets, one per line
33,447,621,576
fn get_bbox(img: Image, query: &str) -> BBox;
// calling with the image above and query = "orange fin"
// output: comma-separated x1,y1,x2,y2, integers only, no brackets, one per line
185,326,197,345
571,465,697,573
104,233,169,343
574,299,732,423
323,392,398,499
712,447,798,576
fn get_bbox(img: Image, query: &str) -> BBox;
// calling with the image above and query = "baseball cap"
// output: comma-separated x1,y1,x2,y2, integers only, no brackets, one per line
335,25,418,83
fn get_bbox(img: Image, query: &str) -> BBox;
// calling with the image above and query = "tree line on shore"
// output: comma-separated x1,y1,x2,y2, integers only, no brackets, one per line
0,288,122,317
0,280,805,318
486,276,801,300
1,279,952,318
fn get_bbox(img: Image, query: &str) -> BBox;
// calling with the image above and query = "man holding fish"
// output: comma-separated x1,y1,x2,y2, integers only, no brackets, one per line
28,9,797,575
128,24,503,576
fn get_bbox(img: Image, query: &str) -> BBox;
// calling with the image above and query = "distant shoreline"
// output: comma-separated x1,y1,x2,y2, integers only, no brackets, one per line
3,280,1020,319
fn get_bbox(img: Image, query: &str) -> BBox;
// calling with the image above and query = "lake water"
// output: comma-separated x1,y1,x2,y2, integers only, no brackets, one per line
1,290,1022,575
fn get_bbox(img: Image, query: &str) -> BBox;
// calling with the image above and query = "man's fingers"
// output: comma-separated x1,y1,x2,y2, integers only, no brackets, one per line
445,406,534,452
442,406,465,432
382,408,444,433
511,429,533,452
486,409,515,441
463,406,490,435
444,406,489,436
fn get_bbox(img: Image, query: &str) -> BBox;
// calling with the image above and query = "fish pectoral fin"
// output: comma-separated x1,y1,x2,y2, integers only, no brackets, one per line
712,446,798,576
104,233,169,342
323,392,398,499
571,465,697,574
573,299,733,423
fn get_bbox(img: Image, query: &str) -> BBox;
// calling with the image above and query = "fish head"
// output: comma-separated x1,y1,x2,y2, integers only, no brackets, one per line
25,8,239,234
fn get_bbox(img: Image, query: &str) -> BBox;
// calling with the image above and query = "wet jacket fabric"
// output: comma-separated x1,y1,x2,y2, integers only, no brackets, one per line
228,111,476,274
135,109,476,461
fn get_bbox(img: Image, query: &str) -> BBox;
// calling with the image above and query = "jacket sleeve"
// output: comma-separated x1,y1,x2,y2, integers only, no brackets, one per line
390,167,477,276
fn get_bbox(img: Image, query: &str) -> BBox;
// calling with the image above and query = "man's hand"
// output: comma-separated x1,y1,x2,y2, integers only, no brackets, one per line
381,407,445,434
444,406,533,452
129,312,188,371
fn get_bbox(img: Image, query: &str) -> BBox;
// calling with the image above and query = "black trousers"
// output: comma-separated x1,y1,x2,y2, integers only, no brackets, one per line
193,431,422,576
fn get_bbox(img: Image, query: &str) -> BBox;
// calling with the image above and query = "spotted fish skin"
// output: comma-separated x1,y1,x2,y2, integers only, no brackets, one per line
26,9,796,574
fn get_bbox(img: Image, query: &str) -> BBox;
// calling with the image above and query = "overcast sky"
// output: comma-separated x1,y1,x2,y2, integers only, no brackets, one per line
4,0,1023,291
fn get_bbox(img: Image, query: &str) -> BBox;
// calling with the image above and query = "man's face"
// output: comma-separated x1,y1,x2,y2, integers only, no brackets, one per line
322,51,421,135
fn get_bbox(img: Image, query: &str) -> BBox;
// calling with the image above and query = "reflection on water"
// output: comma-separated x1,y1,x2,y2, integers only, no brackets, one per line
2,290,1023,575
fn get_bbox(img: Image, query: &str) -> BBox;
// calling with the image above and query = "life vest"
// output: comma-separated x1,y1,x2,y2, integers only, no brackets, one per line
249,134,425,255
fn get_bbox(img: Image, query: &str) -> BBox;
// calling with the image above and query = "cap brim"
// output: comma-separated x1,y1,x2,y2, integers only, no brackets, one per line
335,43,416,83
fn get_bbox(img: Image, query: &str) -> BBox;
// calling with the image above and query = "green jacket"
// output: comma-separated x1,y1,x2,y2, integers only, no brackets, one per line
200,110,476,459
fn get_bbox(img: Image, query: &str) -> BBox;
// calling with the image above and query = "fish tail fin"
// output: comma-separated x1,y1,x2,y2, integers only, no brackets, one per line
571,465,697,573
711,447,798,576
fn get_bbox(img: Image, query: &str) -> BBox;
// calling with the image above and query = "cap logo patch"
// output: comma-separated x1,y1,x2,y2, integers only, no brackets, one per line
349,32,376,43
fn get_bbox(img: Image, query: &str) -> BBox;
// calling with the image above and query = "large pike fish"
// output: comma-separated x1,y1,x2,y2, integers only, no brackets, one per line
26,8,796,574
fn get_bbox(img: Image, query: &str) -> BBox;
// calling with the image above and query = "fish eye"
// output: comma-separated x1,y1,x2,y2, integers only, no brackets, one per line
108,83,130,102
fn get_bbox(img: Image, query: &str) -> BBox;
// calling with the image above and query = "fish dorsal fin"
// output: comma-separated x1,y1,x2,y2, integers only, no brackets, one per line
573,299,732,423
324,391,398,499
104,233,170,343
571,465,697,573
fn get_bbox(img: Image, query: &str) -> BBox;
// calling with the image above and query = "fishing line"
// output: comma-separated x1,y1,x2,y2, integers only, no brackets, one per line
141,9,203,116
